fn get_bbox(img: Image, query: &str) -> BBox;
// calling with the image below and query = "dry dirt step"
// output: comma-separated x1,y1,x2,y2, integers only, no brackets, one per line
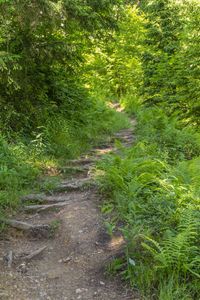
20,193,71,203
115,132,134,138
66,157,95,165
59,164,94,174
39,177,97,193
24,202,69,213
0,218,50,238
97,142,114,149
53,177,98,192
112,136,134,143
23,178,97,212
115,134,135,141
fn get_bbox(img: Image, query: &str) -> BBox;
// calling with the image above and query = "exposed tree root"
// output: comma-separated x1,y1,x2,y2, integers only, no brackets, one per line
54,178,97,192
20,194,70,203
24,202,68,212
0,218,50,238
24,246,47,261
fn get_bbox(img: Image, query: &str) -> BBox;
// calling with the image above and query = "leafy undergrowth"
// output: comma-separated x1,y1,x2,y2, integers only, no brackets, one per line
96,104,200,299
0,100,130,218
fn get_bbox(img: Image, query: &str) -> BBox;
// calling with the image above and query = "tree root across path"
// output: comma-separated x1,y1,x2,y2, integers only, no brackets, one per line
0,218,50,238
0,119,139,300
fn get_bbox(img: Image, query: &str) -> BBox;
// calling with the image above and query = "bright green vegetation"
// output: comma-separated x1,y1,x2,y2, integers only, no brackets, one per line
0,0,130,215
1,0,200,298
97,106,200,299
0,105,129,215
93,0,200,299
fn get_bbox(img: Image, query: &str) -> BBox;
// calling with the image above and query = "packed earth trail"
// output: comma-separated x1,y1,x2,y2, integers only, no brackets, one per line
0,114,138,300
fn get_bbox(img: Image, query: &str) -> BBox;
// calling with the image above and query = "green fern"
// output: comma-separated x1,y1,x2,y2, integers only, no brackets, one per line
141,210,200,280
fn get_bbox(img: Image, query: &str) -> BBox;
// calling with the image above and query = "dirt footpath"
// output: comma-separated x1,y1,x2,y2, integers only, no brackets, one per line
0,119,139,300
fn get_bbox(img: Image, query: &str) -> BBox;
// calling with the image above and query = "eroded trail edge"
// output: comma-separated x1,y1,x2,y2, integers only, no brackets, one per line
0,118,137,300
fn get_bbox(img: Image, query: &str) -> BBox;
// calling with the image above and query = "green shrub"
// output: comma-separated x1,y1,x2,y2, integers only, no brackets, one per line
0,97,130,215
136,107,200,162
96,101,200,299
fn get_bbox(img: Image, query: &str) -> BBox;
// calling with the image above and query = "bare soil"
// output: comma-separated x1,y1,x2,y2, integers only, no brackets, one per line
0,117,139,300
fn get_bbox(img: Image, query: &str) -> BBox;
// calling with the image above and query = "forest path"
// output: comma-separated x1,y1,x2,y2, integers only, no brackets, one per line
0,110,138,300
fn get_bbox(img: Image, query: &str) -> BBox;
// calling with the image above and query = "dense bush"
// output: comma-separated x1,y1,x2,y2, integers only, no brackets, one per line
0,134,40,212
0,0,130,215
0,98,130,216
96,102,200,299
93,2,200,297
